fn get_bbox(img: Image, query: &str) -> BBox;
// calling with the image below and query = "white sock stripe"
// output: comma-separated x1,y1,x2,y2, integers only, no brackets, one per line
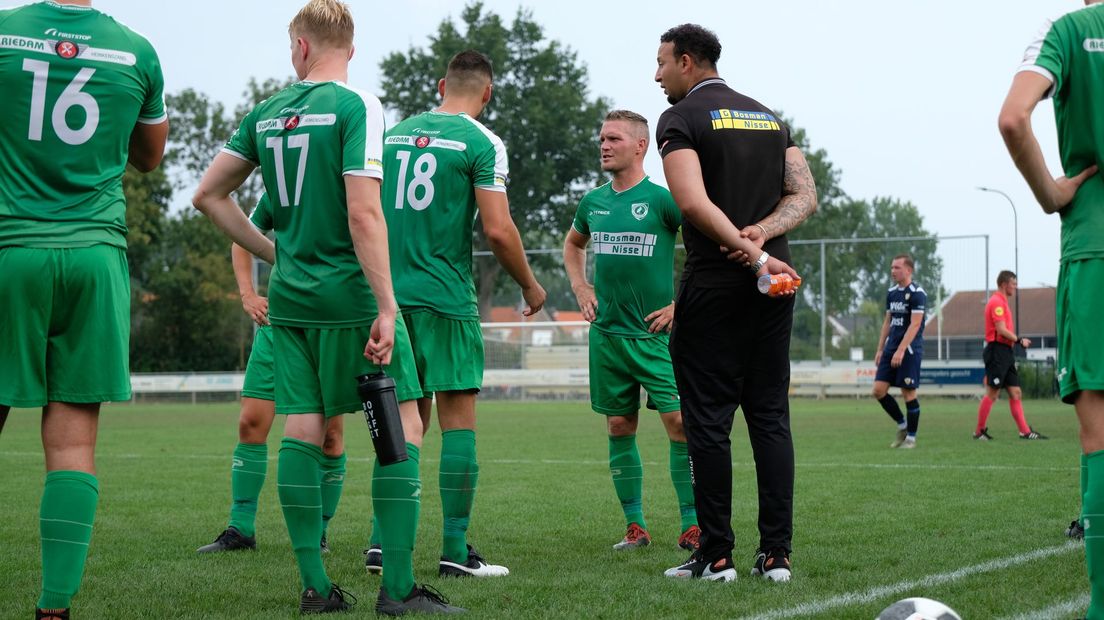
279,504,322,509
611,476,645,481
40,518,93,528
276,484,319,489
234,457,269,463
736,542,1080,620
438,486,477,491
371,497,421,502
234,470,266,477
41,537,89,547
373,477,420,482
997,594,1091,620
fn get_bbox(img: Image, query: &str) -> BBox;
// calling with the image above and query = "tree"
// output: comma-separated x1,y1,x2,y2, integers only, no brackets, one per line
379,2,609,317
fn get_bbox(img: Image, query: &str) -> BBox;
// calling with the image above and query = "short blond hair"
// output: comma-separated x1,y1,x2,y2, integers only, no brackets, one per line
289,0,354,51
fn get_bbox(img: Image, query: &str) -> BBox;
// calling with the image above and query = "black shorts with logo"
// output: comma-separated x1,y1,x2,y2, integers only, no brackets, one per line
983,342,1019,389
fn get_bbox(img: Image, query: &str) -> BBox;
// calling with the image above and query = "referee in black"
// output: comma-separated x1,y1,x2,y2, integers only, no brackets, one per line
654,24,818,582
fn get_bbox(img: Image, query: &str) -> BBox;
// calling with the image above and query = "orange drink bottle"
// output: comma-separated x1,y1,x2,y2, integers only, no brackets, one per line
756,274,802,297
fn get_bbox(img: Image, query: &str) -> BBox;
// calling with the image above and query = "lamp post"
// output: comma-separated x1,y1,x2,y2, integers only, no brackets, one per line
976,187,1020,345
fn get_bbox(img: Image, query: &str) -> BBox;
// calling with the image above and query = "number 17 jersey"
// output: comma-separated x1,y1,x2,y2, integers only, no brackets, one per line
382,111,508,319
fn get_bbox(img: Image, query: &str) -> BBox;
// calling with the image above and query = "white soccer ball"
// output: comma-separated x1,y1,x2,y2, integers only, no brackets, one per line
875,597,962,620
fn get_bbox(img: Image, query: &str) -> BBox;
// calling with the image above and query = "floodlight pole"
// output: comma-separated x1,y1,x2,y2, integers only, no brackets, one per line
977,187,1020,344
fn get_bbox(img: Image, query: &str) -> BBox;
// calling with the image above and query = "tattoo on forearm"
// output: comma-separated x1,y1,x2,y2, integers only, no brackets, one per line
761,155,818,238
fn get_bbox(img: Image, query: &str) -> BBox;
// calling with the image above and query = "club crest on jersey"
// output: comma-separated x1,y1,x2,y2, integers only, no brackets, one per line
55,40,78,59
904,377,912,385
415,136,431,149
284,115,300,131
904,293,910,301
631,202,649,221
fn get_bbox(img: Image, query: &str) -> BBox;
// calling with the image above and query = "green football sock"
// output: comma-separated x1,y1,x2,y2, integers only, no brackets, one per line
320,452,346,537
369,515,380,547
609,435,645,529
228,442,267,538
374,443,421,601
277,438,330,596
440,429,478,563
1084,453,1090,528
669,440,697,531
1085,450,1104,619
38,471,98,610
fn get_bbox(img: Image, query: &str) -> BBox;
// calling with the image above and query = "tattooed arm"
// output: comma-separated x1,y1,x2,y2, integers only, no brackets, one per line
755,147,818,240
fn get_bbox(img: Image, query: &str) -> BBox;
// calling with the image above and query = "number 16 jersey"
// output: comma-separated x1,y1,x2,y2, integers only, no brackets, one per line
0,1,165,249
382,111,509,320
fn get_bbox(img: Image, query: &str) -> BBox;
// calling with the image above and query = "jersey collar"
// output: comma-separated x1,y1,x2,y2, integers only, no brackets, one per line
611,175,649,195
687,78,726,98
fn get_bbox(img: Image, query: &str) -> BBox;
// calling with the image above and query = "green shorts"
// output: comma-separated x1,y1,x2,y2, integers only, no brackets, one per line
589,329,680,415
241,326,274,401
1057,258,1104,403
0,245,131,407
272,318,422,417
403,309,484,393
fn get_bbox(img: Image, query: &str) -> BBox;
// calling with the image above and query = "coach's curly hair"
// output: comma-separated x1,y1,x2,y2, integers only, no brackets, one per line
660,24,721,68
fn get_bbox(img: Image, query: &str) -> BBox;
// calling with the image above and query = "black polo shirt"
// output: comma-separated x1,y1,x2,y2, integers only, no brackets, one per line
656,78,794,288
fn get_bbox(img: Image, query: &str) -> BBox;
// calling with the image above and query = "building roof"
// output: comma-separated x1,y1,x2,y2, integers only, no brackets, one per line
926,287,1055,337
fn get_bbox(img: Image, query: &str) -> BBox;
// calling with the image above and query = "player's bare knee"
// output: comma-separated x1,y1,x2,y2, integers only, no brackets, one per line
607,415,637,436
660,410,686,441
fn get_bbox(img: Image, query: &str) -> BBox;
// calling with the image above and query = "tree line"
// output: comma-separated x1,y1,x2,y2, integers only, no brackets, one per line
125,2,939,372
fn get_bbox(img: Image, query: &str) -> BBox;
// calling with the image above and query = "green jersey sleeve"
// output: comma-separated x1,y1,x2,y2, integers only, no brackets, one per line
223,109,260,165
660,189,681,232
571,194,591,236
249,194,273,233
134,36,165,123
339,85,384,179
471,128,509,192
1020,14,1072,98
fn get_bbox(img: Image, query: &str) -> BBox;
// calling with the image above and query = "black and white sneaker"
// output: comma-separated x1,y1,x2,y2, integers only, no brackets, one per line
1020,428,1048,440
439,544,509,577
751,548,792,582
663,552,737,581
973,427,994,441
1068,519,1086,540
299,583,356,614
376,584,466,616
196,526,256,553
364,544,383,575
35,609,68,620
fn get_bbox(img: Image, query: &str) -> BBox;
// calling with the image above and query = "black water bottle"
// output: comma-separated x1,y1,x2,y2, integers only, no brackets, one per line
356,372,408,465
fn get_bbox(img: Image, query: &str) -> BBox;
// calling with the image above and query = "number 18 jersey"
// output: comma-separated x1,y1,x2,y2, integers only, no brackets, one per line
382,111,508,319
0,1,165,249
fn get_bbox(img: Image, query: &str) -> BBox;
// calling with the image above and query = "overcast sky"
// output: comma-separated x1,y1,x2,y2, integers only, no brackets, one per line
4,0,1082,292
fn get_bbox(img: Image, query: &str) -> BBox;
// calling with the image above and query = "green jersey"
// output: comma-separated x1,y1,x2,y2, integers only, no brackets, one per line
572,177,680,338
0,1,165,249
1021,4,1104,262
250,193,273,233
224,80,385,328
381,111,508,319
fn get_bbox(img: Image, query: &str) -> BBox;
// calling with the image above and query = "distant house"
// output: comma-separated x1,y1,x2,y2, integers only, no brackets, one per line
552,310,588,342
926,287,1056,360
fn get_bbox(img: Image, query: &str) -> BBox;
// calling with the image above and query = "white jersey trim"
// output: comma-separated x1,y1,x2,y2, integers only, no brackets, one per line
459,113,509,190
220,147,258,165
344,169,384,179
137,114,168,125
334,82,385,176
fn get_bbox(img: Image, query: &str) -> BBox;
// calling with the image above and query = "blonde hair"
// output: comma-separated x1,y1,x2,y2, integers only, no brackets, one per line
289,0,354,51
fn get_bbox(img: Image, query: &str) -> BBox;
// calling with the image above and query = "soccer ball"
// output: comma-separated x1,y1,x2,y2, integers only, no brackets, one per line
876,597,962,620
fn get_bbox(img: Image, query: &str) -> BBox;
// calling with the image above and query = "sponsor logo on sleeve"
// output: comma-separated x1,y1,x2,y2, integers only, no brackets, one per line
1085,38,1104,52
994,306,1004,316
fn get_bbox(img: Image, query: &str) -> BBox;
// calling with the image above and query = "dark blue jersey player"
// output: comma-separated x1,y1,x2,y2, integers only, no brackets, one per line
872,254,926,448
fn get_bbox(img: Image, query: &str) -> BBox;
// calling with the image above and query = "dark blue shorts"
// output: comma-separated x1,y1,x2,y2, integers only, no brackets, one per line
875,348,922,389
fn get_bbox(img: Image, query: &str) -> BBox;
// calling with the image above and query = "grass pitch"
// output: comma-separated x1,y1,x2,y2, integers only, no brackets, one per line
0,398,1087,618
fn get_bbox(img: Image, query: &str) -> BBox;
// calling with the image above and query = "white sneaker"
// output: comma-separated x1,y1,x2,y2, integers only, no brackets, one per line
899,437,917,449
664,554,737,582
890,428,908,448
438,545,509,577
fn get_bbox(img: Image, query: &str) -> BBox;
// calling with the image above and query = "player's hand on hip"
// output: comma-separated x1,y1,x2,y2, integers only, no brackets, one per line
573,283,598,322
1050,165,1098,212
645,302,675,333
522,282,547,317
366,313,396,366
241,293,269,326
891,349,905,368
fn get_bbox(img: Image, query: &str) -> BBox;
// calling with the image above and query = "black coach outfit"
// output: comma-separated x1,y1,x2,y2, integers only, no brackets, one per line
658,78,796,562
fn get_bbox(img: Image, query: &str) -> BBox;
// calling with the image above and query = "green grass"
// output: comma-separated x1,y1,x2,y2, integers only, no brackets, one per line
0,398,1087,619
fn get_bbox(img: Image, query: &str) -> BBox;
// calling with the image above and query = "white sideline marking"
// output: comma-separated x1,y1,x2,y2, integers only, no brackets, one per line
737,542,1082,620
0,452,1073,472
997,594,1090,620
